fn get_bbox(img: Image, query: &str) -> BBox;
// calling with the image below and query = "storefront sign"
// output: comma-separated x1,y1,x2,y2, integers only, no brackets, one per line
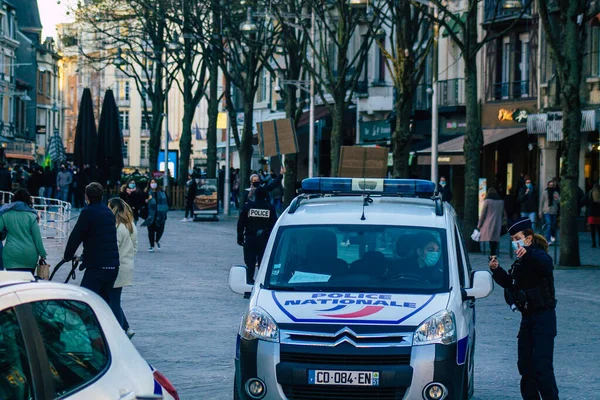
157,150,179,179
498,108,528,123
194,178,218,216
5,142,34,154
416,155,465,165
360,120,392,143
36,125,47,135
478,178,487,218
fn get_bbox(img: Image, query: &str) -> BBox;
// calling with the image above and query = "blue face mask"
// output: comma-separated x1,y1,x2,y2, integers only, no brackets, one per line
128,183,136,189
526,183,532,189
511,239,525,251
423,251,441,267
439,181,446,187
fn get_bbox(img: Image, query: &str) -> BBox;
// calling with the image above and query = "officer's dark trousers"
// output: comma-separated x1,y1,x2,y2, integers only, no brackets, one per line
81,268,119,304
518,309,559,400
243,235,267,283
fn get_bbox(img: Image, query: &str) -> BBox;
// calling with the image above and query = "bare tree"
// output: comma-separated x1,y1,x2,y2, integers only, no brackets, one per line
538,0,599,266
75,0,178,171
303,0,377,176
218,0,279,200
417,0,532,248
371,0,432,178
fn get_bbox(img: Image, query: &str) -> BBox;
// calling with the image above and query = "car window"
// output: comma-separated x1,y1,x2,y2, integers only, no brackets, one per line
454,228,466,288
266,224,449,294
30,300,109,398
0,309,33,400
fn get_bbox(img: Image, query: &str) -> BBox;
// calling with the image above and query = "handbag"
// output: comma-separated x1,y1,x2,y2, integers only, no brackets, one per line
471,229,481,242
140,204,149,220
36,259,50,280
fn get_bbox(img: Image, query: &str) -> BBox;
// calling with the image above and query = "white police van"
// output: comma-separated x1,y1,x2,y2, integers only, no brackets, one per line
229,178,494,400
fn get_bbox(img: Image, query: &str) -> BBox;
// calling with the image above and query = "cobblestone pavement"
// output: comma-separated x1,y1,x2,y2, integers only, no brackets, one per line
44,211,600,400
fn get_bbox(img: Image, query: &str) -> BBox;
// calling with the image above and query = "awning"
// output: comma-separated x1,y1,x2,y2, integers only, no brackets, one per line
5,153,35,161
297,105,330,128
441,13,466,38
418,127,526,154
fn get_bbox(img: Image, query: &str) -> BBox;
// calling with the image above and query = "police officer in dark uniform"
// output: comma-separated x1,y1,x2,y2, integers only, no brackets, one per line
237,186,277,284
489,217,559,400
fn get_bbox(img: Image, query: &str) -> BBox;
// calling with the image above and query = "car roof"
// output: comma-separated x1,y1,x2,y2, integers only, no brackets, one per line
280,196,451,228
0,271,37,288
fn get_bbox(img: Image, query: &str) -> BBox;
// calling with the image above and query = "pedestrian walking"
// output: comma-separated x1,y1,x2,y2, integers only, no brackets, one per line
108,197,138,338
26,167,42,202
489,217,558,400
42,166,54,199
142,178,168,252
56,164,73,203
119,179,145,223
237,186,277,284
0,162,11,192
540,180,560,244
586,183,600,248
182,174,197,222
518,178,537,229
63,183,120,303
477,188,506,257
0,189,46,272
437,176,453,203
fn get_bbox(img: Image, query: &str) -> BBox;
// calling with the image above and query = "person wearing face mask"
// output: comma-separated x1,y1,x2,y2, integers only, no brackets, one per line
119,179,146,223
489,217,558,400
518,178,537,230
246,166,286,200
388,233,444,283
237,186,277,285
437,176,453,203
142,179,169,252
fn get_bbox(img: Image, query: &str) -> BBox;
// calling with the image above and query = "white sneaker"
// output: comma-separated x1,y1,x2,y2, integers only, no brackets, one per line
149,247,154,253
180,218,188,222
156,242,161,251
187,217,194,222
126,328,135,339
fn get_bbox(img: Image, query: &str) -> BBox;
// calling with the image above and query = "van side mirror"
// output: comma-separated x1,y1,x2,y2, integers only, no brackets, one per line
228,265,253,296
464,270,494,300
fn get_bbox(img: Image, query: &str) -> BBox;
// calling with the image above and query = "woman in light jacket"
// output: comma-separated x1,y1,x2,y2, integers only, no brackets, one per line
108,197,138,339
477,187,506,257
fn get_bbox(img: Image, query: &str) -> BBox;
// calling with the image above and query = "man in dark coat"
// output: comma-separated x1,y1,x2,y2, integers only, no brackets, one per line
237,186,277,284
518,178,538,230
63,182,119,303
0,162,12,192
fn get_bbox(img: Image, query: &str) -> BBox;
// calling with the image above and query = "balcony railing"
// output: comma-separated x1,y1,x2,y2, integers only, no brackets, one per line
437,79,465,107
415,84,432,111
492,80,530,100
116,98,130,107
484,0,531,23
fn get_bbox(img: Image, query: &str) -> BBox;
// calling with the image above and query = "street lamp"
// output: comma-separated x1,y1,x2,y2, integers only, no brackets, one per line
502,0,522,9
240,9,258,34
113,48,126,67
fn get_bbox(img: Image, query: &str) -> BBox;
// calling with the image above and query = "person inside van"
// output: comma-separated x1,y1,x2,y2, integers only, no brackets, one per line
386,233,444,283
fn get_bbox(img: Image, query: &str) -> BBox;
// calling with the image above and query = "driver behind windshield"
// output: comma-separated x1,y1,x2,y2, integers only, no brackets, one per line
385,233,443,283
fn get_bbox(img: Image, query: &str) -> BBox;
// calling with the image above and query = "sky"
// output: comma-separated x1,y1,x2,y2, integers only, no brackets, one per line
38,0,73,39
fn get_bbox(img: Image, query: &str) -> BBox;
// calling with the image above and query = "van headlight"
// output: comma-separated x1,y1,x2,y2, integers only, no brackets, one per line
240,307,279,342
413,310,456,346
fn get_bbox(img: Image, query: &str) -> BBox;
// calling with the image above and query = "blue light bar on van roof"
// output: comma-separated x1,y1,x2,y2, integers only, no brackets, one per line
301,178,436,197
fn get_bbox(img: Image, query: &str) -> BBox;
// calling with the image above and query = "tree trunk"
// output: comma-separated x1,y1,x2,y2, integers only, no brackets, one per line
149,105,164,172
179,101,194,186
463,55,483,251
206,8,220,179
392,92,413,178
557,26,583,266
329,103,344,177
284,85,298,205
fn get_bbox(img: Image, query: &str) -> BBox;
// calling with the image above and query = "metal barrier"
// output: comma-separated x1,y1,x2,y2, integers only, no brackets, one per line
0,191,71,242
31,197,72,242
0,191,13,205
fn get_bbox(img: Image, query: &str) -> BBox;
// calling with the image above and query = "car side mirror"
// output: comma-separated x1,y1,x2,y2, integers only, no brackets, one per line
464,270,494,300
229,265,253,296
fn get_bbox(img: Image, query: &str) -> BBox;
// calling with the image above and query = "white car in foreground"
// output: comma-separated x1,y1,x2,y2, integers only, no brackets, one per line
0,271,178,400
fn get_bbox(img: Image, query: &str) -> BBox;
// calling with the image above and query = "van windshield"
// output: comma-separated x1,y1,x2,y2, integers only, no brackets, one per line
265,225,449,294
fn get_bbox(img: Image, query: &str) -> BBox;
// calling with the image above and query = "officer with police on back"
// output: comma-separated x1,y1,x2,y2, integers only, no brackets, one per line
489,217,559,400
237,185,277,285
